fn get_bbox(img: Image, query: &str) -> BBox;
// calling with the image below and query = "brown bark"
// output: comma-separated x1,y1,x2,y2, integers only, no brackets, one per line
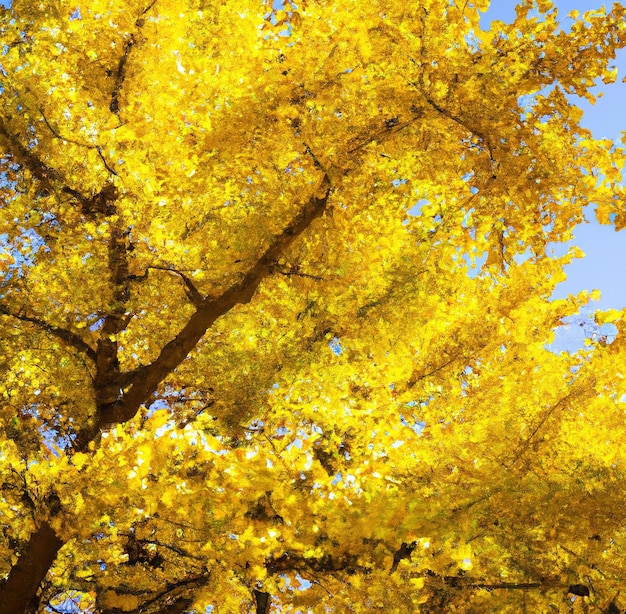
254,589,271,614
0,523,63,614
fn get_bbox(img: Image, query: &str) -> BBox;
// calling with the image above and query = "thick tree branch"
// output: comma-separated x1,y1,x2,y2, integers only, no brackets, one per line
98,176,331,427
0,523,63,614
254,589,271,614
0,305,97,361
109,35,136,115
390,542,417,573
71,227,129,435
0,114,119,211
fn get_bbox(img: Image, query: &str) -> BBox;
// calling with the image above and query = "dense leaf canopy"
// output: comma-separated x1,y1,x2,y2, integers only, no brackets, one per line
1,0,626,612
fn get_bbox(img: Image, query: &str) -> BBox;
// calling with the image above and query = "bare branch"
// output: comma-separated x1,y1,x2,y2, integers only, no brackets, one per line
275,265,324,281
97,147,119,176
39,109,95,149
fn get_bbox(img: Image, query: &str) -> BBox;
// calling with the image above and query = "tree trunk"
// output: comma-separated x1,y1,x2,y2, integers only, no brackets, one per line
0,522,63,614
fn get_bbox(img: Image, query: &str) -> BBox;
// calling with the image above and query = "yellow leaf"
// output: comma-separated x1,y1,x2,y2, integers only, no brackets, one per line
410,577,425,589
145,409,170,430
596,309,622,325
72,452,89,471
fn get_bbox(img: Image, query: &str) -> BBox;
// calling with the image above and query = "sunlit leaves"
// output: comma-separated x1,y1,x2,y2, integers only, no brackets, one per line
1,0,626,612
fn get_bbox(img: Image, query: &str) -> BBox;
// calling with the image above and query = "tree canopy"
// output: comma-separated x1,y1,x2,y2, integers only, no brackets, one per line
1,0,626,612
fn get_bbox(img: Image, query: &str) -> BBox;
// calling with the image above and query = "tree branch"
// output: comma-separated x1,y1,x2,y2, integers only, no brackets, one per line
419,91,495,161
0,305,97,361
39,108,95,149
0,523,63,614
254,589,271,614
130,266,205,308
109,35,136,115
406,353,461,389
0,116,63,192
504,383,591,468
390,542,417,573
98,573,208,614
92,229,131,406
109,1,156,114
38,108,118,177
0,114,118,210
98,175,331,427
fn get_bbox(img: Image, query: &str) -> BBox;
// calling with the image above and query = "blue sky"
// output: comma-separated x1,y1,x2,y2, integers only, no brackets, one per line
484,1,626,310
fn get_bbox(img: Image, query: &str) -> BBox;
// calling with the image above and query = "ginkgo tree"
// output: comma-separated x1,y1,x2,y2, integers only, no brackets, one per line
1,0,626,612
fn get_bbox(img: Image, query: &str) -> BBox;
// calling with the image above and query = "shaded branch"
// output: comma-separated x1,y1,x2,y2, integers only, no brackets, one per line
419,91,495,161
39,109,94,149
129,265,204,308
109,1,156,114
347,115,420,155
407,353,461,389
0,114,120,212
0,305,96,361
96,147,119,176
0,116,64,191
118,532,205,561
390,542,417,574
109,35,136,114
93,228,131,407
266,550,360,576
99,175,331,427
254,589,271,614
469,581,542,590
275,264,324,282
0,523,63,614
37,108,118,177
99,573,209,614
504,384,591,468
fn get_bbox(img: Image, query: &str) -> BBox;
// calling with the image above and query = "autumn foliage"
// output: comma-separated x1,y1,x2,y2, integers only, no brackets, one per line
1,0,626,612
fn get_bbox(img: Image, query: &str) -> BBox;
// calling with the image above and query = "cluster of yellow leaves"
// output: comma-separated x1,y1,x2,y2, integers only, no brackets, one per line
1,0,626,612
